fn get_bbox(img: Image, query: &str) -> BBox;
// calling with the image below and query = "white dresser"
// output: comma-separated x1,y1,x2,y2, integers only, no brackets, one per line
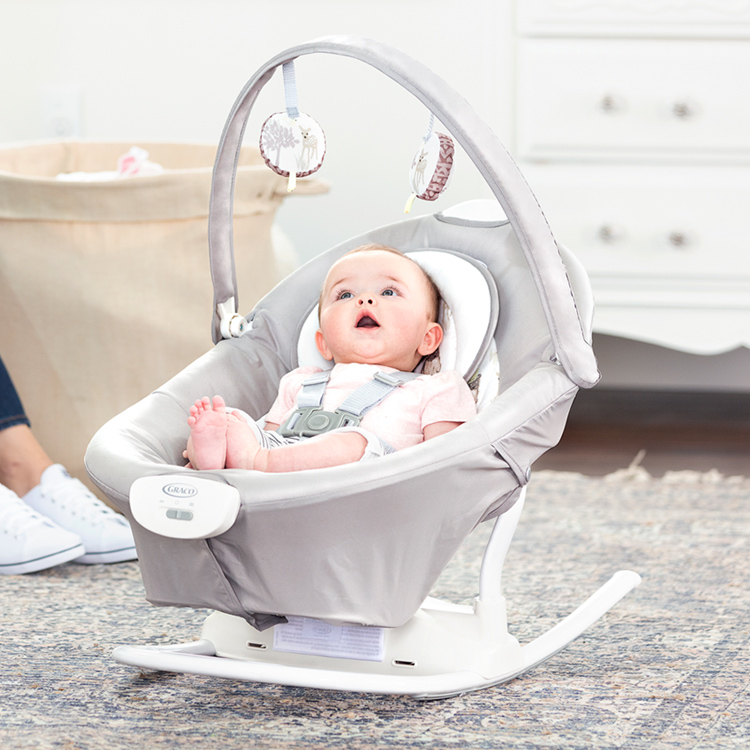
514,0,750,363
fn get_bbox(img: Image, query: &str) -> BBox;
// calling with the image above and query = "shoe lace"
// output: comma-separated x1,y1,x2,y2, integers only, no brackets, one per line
41,478,116,526
0,489,49,537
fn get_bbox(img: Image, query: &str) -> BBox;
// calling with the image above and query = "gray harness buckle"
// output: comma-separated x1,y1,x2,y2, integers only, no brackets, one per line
277,407,361,438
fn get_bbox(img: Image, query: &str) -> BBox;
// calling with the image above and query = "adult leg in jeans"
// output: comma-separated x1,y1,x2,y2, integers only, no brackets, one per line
0,354,52,495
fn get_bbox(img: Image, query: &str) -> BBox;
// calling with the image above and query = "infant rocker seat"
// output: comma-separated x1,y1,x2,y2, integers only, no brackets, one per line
85,36,641,699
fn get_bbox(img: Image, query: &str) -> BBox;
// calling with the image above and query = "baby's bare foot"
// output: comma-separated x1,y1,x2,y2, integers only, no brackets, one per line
186,395,229,470
225,411,266,470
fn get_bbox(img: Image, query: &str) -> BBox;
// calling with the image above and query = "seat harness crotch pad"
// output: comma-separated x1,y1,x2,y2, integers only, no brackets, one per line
277,370,420,438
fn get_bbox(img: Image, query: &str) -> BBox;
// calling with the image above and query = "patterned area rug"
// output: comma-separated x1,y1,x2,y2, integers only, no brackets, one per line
1,469,748,750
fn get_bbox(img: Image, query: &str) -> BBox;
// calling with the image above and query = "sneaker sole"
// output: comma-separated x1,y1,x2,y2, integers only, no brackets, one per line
0,542,86,575
75,546,138,564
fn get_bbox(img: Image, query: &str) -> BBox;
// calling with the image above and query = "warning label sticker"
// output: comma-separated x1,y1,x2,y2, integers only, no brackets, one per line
273,616,385,662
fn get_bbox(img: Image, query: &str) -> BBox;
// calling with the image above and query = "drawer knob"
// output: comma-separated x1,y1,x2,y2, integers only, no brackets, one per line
671,100,698,120
668,231,691,248
599,94,625,114
597,224,626,243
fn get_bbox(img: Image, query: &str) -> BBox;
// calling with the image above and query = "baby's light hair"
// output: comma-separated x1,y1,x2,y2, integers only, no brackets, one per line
323,243,441,323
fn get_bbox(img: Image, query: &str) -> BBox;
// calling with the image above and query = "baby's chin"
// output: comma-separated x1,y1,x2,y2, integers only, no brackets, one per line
335,352,422,372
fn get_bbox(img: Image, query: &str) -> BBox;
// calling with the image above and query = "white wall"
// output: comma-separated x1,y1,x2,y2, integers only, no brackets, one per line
0,0,515,260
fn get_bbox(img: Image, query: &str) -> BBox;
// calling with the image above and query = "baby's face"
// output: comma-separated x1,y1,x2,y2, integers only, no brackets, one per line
316,250,442,371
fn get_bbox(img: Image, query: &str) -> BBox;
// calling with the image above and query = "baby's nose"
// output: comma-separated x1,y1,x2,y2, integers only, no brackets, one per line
357,294,375,305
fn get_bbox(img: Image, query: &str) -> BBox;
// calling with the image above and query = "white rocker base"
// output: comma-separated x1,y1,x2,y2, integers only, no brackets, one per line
113,569,641,700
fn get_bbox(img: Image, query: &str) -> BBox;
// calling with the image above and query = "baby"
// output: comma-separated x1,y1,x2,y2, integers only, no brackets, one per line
184,244,477,472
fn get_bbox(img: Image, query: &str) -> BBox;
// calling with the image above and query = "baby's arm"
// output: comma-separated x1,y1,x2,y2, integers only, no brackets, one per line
423,421,462,441
420,371,477,442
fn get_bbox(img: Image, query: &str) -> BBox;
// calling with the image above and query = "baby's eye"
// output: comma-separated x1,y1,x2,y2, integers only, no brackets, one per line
338,291,353,300
381,288,397,297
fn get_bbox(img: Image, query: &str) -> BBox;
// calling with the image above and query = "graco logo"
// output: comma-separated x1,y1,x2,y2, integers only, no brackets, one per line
163,483,198,498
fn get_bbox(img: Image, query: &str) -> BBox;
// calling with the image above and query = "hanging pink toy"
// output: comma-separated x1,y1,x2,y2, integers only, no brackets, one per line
404,115,454,212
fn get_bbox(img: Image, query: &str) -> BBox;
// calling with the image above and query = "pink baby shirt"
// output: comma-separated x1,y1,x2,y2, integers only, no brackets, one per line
265,362,477,452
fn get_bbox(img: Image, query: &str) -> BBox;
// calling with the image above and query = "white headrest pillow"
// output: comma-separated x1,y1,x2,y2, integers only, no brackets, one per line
296,249,494,383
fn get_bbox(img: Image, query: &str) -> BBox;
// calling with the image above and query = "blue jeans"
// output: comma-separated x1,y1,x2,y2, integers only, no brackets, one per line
0,354,30,432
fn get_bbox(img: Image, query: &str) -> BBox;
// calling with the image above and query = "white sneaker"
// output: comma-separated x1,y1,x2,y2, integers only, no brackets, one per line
0,484,85,574
23,464,137,564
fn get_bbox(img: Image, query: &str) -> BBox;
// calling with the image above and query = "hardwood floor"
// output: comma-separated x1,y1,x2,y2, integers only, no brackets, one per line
534,389,750,478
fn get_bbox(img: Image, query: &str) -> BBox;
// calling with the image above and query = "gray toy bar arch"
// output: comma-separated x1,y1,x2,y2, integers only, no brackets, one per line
208,35,600,389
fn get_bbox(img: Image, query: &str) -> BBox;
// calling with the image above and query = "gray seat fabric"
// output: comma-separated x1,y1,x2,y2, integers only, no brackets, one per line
86,209,593,629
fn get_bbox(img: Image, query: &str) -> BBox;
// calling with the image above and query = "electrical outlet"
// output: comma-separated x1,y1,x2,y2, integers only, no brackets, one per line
41,85,82,138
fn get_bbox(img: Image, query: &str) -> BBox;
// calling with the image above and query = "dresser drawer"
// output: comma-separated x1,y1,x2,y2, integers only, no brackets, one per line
522,163,750,352
518,0,750,37
521,163,750,280
517,38,750,161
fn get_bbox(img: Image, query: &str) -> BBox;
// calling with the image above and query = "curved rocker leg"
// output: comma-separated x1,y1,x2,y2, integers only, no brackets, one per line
112,569,640,699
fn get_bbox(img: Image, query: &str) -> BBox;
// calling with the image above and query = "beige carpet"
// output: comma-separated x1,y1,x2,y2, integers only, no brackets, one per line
1,469,748,749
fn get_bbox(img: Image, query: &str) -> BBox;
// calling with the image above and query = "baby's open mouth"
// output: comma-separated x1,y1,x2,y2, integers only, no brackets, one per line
356,314,380,328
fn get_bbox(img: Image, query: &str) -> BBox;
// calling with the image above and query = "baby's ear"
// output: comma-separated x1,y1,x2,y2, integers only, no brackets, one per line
315,329,334,361
418,322,443,356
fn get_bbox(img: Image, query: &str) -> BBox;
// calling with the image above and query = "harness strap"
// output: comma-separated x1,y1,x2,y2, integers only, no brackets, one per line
337,371,419,418
295,371,331,408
